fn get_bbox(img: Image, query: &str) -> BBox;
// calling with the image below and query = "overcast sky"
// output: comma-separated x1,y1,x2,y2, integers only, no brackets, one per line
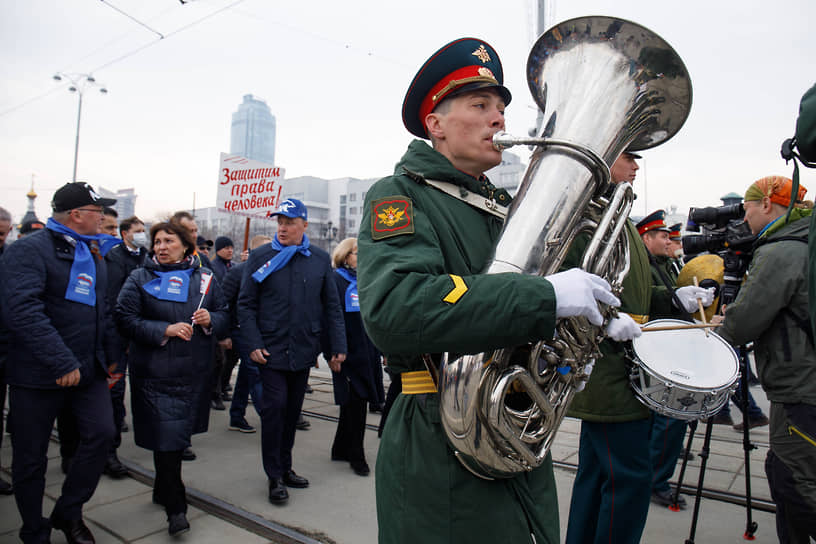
2,0,814,225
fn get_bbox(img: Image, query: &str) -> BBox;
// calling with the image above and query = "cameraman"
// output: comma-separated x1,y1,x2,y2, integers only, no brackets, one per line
716,175,815,543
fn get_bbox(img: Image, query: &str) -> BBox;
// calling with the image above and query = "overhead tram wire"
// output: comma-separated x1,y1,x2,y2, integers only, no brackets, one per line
89,0,249,73
99,0,165,39
0,0,247,119
0,87,65,117
56,4,177,74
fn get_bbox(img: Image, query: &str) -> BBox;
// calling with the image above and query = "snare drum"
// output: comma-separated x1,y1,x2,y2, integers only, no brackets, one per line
628,319,739,421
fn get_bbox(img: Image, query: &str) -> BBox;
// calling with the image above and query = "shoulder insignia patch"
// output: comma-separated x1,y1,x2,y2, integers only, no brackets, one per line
371,196,414,240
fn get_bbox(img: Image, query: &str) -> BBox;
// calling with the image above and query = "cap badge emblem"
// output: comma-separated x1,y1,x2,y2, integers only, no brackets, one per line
472,45,491,63
478,67,494,79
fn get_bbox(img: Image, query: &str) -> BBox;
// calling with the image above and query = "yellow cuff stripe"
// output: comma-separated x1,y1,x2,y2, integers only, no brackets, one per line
442,274,468,304
625,313,650,324
401,370,438,394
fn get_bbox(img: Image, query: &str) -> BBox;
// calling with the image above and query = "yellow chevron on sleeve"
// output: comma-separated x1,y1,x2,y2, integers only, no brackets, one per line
442,274,468,304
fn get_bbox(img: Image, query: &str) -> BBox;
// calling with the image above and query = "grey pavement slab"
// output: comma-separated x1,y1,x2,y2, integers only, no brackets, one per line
0,371,780,543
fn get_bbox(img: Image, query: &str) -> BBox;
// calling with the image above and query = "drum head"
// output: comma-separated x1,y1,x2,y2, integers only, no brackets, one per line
632,319,738,390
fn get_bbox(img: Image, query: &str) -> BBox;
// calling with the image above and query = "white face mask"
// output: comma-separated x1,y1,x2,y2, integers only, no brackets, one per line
131,231,149,248
673,247,684,259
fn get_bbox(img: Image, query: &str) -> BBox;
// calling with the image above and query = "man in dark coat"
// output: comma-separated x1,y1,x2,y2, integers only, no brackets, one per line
225,235,270,433
102,215,148,477
238,198,347,504
211,236,234,282
0,182,119,544
211,236,239,397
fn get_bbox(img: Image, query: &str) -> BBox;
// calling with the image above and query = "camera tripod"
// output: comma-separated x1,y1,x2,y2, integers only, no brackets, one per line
671,249,760,543
672,347,759,543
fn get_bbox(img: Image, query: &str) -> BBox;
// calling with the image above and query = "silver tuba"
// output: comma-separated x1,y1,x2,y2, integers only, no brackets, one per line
437,16,693,479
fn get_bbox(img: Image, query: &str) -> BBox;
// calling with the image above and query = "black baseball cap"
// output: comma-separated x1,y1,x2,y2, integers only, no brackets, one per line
196,235,213,249
52,182,116,212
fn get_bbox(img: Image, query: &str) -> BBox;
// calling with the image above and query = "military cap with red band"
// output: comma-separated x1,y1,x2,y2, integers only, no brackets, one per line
636,209,670,236
668,223,683,240
402,37,512,139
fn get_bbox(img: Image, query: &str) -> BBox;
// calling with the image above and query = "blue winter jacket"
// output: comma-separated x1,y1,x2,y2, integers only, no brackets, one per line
0,228,116,388
237,243,347,371
115,259,228,451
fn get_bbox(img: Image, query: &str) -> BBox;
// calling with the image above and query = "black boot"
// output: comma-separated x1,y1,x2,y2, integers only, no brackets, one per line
268,479,289,504
168,512,190,536
104,453,128,478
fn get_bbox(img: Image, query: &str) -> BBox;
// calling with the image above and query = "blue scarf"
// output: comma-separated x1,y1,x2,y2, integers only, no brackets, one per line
142,267,195,302
251,234,311,283
46,218,121,306
335,267,359,312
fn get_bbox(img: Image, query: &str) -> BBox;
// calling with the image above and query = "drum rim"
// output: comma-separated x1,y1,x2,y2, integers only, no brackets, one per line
631,318,740,388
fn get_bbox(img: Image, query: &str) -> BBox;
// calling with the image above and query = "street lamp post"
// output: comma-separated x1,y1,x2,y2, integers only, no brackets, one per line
53,73,108,182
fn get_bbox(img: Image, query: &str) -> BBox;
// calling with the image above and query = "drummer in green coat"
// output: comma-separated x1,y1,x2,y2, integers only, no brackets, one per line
357,37,637,544
564,161,715,543
637,210,694,510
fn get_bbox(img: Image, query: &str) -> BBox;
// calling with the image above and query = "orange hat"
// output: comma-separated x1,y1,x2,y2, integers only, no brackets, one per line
744,175,808,208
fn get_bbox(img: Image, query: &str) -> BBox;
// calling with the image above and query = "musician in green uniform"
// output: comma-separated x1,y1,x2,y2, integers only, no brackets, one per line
564,160,715,544
636,210,693,509
667,222,685,276
357,38,639,544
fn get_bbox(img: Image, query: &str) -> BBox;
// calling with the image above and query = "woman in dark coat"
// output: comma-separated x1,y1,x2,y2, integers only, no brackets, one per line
115,221,227,536
324,237,383,476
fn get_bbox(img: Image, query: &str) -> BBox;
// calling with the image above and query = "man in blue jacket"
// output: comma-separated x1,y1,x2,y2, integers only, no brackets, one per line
0,182,119,544
238,198,347,504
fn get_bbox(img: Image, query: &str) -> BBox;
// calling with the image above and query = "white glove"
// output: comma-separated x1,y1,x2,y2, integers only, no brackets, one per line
674,286,715,313
605,313,642,341
546,268,621,327
574,362,594,392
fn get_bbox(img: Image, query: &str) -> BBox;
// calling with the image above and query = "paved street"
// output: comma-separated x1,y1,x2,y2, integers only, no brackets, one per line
1,368,780,543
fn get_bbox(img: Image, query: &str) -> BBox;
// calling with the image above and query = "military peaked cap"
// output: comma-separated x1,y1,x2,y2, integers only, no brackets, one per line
402,37,511,139
668,222,683,240
636,209,669,236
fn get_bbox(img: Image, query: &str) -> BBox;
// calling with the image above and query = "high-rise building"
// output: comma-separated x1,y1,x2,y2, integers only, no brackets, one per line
230,94,276,165
98,186,137,219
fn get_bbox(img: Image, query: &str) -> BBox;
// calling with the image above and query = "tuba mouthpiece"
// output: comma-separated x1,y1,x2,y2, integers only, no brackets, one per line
492,131,514,151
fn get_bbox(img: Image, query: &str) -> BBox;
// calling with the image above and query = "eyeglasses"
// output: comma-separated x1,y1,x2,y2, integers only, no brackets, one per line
75,207,103,214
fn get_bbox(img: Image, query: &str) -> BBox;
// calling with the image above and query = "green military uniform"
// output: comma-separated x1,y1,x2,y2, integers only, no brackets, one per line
564,219,676,544
651,254,678,288
718,208,816,541
645,248,692,504
359,140,560,544
566,222,674,422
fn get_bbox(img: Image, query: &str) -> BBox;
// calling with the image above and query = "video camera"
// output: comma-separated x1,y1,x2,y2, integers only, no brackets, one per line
682,203,756,256
682,202,758,306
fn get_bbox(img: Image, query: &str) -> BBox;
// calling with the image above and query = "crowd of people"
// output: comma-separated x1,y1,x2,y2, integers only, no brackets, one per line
1,35,814,544
0,189,386,543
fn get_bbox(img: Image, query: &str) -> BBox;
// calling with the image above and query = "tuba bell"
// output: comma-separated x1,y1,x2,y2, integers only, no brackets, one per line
437,16,693,479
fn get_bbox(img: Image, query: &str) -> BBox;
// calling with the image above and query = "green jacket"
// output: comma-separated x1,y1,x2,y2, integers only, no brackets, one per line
650,254,678,287
358,140,557,370
358,140,560,544
719,210,816,405
566,219,675,422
